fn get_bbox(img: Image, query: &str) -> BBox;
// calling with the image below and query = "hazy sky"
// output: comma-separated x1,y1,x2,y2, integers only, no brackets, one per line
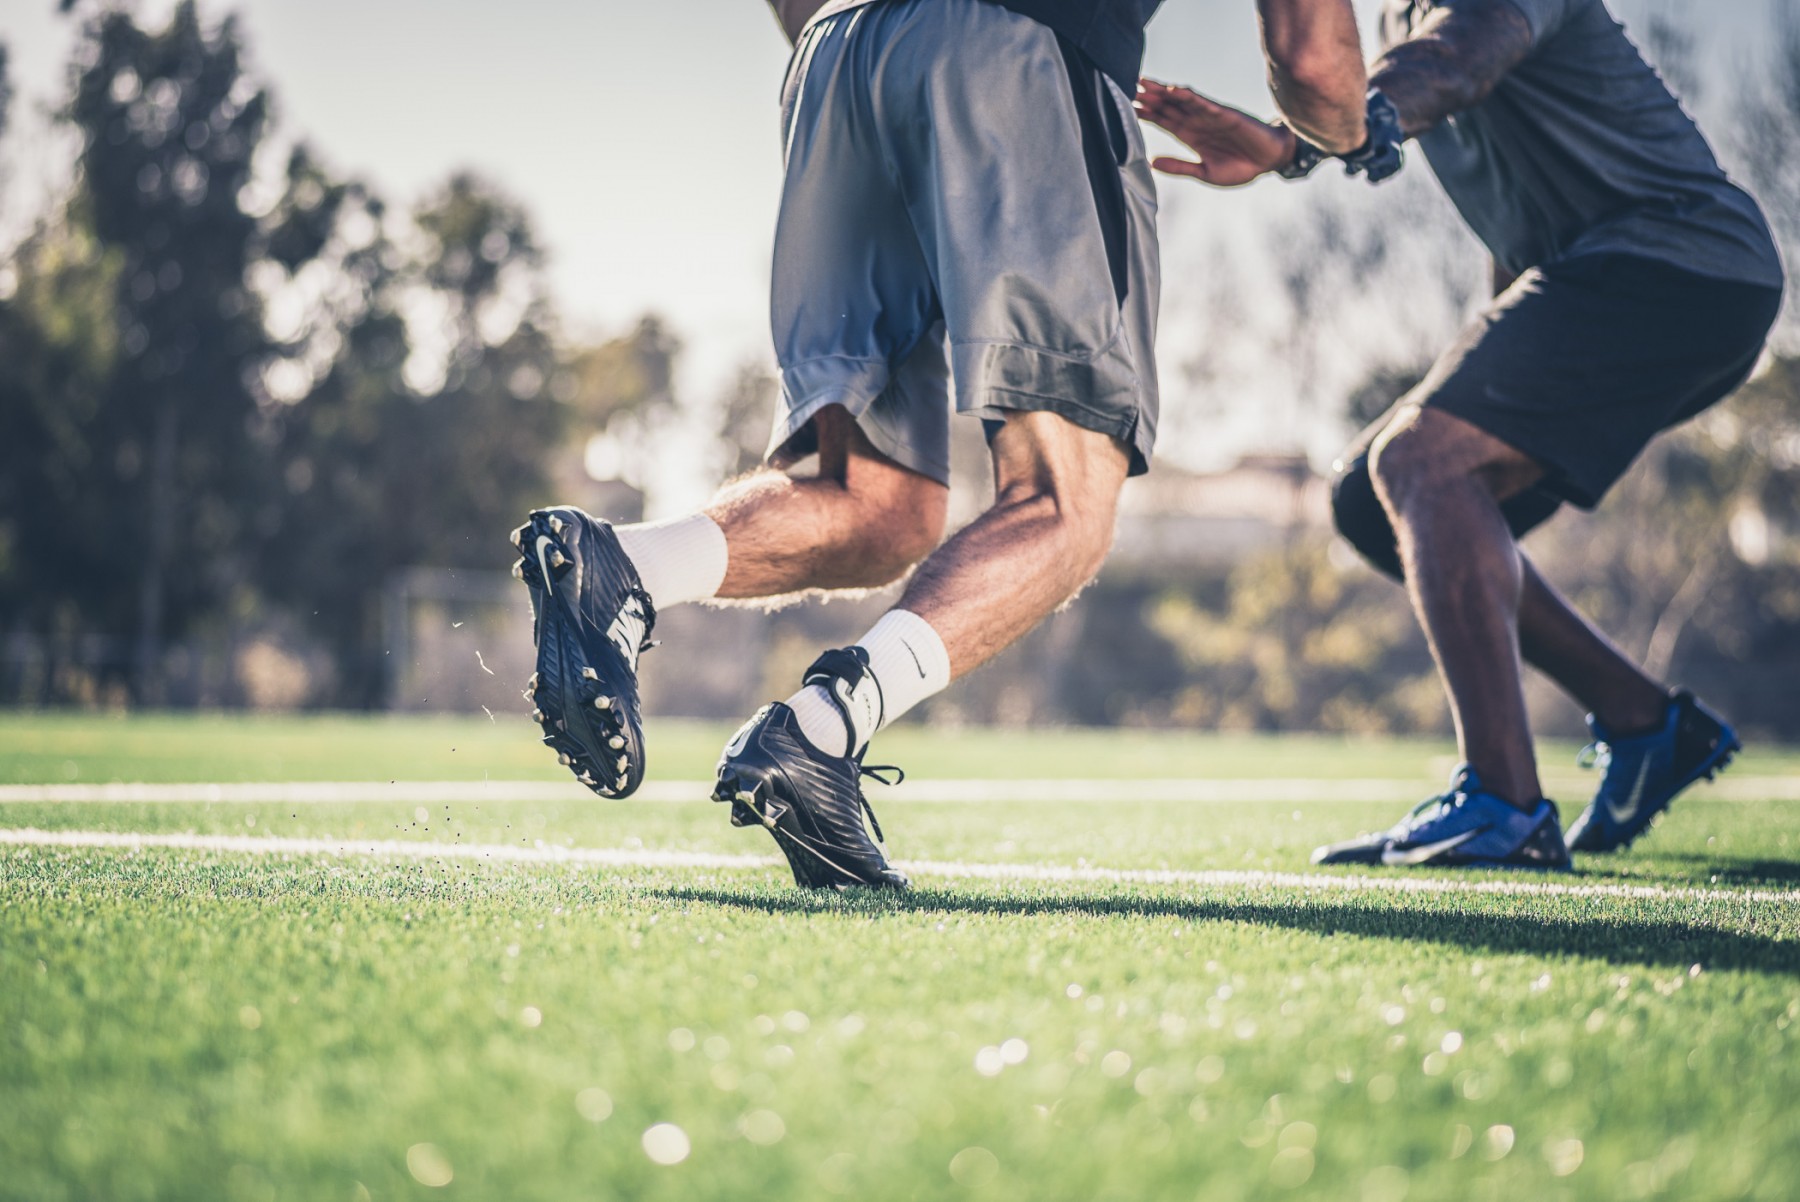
2,0,1782,419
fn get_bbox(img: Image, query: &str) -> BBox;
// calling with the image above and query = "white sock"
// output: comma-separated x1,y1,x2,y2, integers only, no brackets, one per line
614,514,728,607
785,609,952,757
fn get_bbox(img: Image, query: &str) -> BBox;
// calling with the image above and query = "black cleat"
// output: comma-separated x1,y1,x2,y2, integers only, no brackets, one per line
511,506,655,798
712,692,908,891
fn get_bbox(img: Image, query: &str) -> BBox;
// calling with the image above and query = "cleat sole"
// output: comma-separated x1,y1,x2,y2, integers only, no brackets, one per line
513,507,652,800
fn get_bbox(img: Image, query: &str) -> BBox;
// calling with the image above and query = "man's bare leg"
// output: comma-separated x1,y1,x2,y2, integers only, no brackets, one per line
1370,407,1547,809
705,405,949,599
1518,557,1669,735
899,410,1132,675
1340,406,1672,743
711,411,1132,889
775,409,1132,759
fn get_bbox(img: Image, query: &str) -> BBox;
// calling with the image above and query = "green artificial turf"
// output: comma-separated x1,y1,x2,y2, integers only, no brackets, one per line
2,713,1798,1202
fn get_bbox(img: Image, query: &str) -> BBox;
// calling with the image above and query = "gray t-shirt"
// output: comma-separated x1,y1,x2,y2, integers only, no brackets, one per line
1381,0,1783,288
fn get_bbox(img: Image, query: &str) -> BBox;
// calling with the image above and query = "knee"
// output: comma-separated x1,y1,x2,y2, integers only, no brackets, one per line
1330,454,1404,581
1367,415,1449,513
1367,427,1416,504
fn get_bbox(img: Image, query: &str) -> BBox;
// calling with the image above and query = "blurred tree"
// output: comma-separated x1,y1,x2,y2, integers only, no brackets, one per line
0,5,568,708
1161,167,1481,470
257,169,565,706
16,2,276,702
1146,541,1444,734
561,314,678,431
560,315,685,502
386,173,564,567
0,205,123,701
715,360,778,479
1342,363,1428,434
1736,8,1799,346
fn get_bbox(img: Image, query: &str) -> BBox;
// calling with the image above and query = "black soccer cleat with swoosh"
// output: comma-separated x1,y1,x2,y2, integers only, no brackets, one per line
712,650,909,891
511,506,655,799
1565,690,1739,854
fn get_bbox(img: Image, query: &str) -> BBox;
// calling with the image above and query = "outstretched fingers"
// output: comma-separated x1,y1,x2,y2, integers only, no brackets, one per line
1150,156,1214,182
1134,79,1230,139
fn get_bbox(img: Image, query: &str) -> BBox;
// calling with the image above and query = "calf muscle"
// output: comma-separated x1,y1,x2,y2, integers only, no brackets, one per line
901,412,1129,678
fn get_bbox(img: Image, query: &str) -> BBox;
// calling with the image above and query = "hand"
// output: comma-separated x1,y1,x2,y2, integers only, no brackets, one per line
1133,79,1298,187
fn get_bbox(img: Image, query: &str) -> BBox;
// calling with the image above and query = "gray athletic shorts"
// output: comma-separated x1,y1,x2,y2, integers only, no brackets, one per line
767,0,1161,484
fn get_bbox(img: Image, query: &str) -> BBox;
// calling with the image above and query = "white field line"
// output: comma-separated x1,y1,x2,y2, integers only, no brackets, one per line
4,776,1798,805
4,826,1798,906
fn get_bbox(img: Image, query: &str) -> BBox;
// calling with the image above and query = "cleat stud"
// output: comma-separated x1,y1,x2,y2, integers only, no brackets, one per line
510,526,526,549
532,709,546,723
549,516,565,535
549,549,567,568
595,696,613,711
608,736,624,750
557,753,573,767
581,667,598,681
511,561,525,580
615,756,629,773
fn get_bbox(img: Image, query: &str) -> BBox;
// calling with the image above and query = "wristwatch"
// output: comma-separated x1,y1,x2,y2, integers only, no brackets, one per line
1277,127,1329,180
1342,89,1405,183
1277,88,1406,184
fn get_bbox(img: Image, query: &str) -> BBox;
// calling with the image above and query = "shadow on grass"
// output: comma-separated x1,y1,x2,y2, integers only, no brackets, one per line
1600,854,1800,888
660,885,1800,978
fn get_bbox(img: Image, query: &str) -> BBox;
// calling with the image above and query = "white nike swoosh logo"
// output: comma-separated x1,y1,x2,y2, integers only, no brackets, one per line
535,535,555,582
1382,829,1482,866
608,599,646,665
1607,757,1656,824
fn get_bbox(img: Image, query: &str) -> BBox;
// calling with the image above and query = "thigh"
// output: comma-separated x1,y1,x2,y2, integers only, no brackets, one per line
1374,406,1547,502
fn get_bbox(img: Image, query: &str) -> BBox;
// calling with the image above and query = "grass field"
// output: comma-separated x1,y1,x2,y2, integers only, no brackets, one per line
4,712,1798,1202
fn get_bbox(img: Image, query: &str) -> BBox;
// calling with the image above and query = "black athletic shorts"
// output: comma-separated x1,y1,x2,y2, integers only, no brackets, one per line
1414,254,1783,509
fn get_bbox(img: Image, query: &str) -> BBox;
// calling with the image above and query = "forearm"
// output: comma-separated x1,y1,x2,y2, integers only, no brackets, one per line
1368,0,1533,136
1256,0,1367,153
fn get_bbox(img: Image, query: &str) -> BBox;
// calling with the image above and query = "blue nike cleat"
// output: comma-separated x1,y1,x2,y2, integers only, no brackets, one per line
1565,690,1739,854
1311,765,1571,870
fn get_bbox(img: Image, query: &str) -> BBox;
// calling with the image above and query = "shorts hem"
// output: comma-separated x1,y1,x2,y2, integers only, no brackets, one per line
1422,395,1608,510
952,341,1155,475
767,385,952,487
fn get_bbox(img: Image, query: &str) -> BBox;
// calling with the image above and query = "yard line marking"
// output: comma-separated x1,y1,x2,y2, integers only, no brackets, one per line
5,827,1798,905
4,776,1798,805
